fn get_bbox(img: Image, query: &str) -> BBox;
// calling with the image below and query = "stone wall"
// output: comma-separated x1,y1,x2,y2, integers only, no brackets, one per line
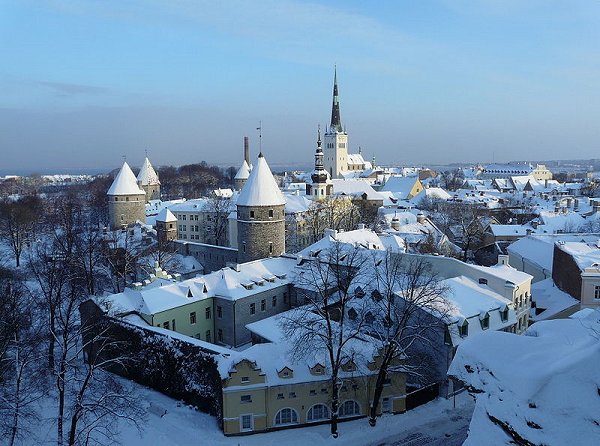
178,241,238,273
237,204,285,263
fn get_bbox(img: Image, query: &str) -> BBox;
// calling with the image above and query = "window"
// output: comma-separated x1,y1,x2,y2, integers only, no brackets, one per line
444,327,452,345
480,314,490,330
261,299,266,311
250,211,255,219
309,390,317,396
218,329,223,342
307,404,330,422
595,285,600,300
274,408,298,425
339,400,360,417
243,242,246,253
172,319,176,331
163,321,170,330
240,395,252,404
205,330,211,343
269,242,273,254
459,320,469,337
269,209,274,218
272,296,277,307
250,303,256,315
320,388,328,394
190,312,196,324
205,307,211,319
501,308,509,322
241,376,250,384
478,278,488,285
217,306,222,318
277,393,284,400
383,377,391,386
182,215,186,221
288,392,296,398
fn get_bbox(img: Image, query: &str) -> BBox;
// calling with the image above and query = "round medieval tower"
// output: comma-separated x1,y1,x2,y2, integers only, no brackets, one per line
236,153,285,263
107,161,147,230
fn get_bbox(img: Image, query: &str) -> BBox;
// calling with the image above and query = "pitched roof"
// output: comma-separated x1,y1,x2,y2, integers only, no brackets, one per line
107,162,145,196
137,157,160,186
237,154,285,207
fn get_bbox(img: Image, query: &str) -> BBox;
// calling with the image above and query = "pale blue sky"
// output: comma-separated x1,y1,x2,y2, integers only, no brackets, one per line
1,0,599,172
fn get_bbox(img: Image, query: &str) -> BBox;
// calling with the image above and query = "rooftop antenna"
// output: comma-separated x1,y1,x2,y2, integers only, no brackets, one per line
256,121,262,155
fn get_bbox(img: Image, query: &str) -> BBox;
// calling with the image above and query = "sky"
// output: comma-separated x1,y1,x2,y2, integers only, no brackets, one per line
1,0,599,173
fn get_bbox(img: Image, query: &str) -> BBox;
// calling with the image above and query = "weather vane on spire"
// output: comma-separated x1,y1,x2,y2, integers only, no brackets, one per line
256,121,262,155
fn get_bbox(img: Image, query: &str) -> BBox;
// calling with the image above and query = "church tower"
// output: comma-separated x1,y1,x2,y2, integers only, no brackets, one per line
137,157,161,201
306,126,333,199
107,161,147,230
323,67,348,179
236,153,286,263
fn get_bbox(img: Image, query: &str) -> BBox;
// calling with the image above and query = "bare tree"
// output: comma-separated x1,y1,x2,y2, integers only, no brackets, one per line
281,242,368,438
202,195,232,246
0,269,45,446
304,197,361,243
0,196,42,267
434,202,486,261
363,253,450,426
100,228,143,293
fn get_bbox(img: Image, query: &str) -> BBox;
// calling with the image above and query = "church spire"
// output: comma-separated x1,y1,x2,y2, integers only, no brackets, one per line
330,66,342,132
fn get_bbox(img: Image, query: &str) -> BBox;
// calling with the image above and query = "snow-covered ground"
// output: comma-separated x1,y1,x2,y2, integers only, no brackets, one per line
113,385,474,446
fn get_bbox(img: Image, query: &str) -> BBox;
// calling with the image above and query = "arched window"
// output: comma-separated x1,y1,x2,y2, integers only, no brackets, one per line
274,408,298,425
307,404,329,422
339,400,360,417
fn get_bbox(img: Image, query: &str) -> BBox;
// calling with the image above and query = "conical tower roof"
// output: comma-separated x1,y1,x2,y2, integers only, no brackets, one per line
137,157,160,186
237,153,285,207
107,161,145,196
156,207,176,222
234,159,251,180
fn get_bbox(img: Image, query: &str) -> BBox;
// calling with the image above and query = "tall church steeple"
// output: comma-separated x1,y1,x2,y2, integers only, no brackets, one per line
330,66,342,132
307,126,333,199
323,67,349,179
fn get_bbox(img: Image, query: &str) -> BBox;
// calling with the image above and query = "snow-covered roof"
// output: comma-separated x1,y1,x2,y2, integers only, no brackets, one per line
347,153,366,166
284,193,312,214
507,235,555,273
331,179,385,201
448,309,600,446
137,157,160,186
237,154,285,207
381,176,419,198
556,240,600,270
530,278,579,321
155,207,176,222
107,162,146,196
234,159,251,180
103,257,297,316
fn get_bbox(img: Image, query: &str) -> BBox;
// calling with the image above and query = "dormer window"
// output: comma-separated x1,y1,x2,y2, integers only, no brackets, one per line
459,320,469,337
371,290,383,302
480,313,490,330
354,287,365,298
501,307,509,322
348,308,358,320
478,278,488,285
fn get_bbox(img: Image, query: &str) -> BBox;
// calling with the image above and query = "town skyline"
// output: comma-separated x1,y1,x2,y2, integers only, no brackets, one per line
1,0,599,172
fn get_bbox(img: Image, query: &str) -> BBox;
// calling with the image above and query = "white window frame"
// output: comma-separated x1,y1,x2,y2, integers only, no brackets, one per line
240,414,253,432
274,407,299,426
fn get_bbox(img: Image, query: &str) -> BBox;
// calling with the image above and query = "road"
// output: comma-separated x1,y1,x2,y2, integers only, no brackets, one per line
366,397,473,446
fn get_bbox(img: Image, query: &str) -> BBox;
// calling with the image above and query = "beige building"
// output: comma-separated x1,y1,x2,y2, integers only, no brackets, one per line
220,313,406,435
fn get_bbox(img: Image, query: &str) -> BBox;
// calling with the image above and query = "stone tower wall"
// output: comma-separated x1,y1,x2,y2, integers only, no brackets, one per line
237,204,285,263
108,193,146,229
234,178,247,192
141,183,161,201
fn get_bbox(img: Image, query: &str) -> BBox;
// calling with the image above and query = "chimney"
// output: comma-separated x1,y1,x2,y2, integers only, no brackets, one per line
243,136,250,165
497,255,510,266
574,198,579,210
